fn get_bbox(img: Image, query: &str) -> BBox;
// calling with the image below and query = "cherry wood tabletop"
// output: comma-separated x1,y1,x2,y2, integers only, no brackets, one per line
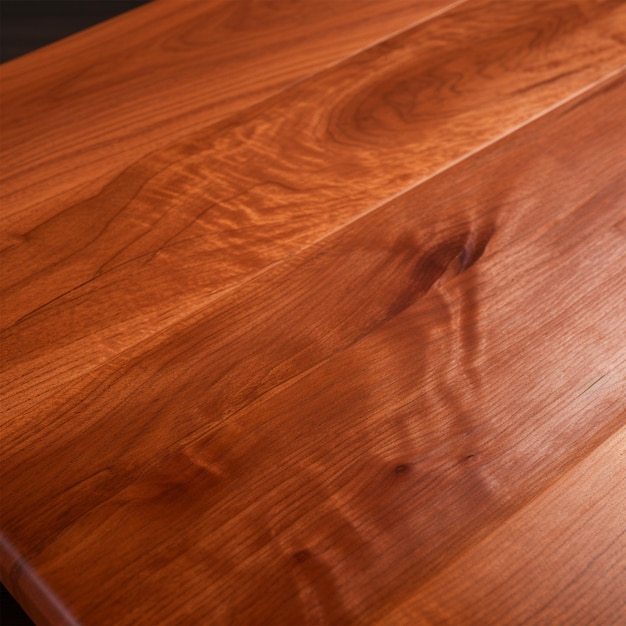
1,0,625,624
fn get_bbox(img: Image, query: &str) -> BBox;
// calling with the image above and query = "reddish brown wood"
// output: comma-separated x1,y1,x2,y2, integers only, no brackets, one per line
380,427,626,625
0,0,461,226
2,0,623,415
1,0,625,624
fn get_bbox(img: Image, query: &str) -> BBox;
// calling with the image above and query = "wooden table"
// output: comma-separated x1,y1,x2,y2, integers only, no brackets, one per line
1,1,625,624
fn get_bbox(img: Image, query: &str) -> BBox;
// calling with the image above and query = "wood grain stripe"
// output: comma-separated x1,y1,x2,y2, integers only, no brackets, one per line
2,68,624,626
0,0,465,219
378,427,626,625
2,0,624,412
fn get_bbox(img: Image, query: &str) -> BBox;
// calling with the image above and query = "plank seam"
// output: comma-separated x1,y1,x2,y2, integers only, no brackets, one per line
41,65,625,374
0,0,471,200
376,419,626,624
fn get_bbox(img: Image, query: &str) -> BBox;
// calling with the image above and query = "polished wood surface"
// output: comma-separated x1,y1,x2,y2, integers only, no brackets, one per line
0,0,460,225
1,0,625,624
381,426,626,625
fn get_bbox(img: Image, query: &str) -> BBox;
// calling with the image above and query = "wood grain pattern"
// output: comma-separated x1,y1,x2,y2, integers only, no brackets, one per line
9,73,623,626
1,0,625,624
2,0,624,414
379,427,626,625
0,0,460,223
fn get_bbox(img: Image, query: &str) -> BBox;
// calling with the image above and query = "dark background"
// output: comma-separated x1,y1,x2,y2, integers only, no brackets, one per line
1,2,151,624
1,0,150,62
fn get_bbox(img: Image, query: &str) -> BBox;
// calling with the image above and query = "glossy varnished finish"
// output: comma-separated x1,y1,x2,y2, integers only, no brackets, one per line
0,0,461,225
2,0,624,410
1,0,625,624
381,427,626,625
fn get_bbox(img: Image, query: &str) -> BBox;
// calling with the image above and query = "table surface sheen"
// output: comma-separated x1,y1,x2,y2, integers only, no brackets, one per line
1,0,625,624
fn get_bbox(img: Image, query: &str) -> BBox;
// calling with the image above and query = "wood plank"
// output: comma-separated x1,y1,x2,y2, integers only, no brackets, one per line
0,0,462,221
2,67,624,624
2,0,624,417
379,427,626,626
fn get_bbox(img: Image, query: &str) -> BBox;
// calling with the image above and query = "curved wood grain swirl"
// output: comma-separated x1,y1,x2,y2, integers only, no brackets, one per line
2,70,625,624
1,0,625,623
1,0,624,410
0,0,460,221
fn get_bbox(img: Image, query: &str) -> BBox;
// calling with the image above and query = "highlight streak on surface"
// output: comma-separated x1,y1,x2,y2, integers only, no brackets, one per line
0,0,625,624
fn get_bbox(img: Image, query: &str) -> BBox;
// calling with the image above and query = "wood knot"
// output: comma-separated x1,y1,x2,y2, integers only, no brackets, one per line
457,225,495,274
293,550,311,563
